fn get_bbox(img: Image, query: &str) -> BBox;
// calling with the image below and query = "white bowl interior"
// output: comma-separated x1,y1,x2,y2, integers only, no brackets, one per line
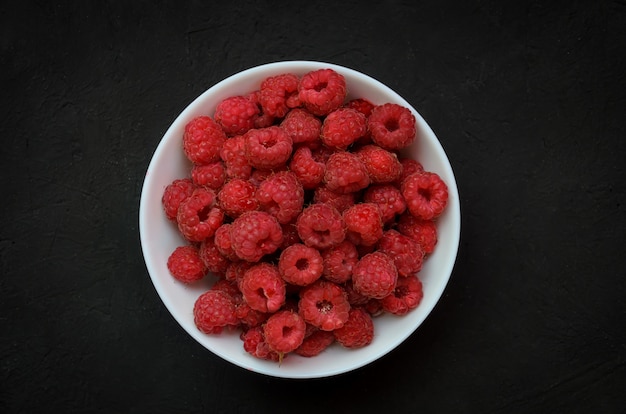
139,61,461,379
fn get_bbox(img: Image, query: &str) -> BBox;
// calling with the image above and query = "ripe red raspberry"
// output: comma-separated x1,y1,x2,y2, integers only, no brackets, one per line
182,116,227,164
343,280,370,306
225,260,253,285
229,211,283,262
248,165,289,187
235,302,268,328
343,98,375,118
296,203,346,250
324,151,370,194
396,157,425,186
363,184,406,224
193,290,238,334
241,326,281,362
352,252,398,299
354,144,402,184
333,307,374,349
343,203,384,247
263,310,306,354
364,298,384,317
259,73,300,118
211,279,242,304
298,280,351,331
289,145,326,190
279,221,301,250
176,188,224,242
397,212,438,254
294,328,335,357
256,171,304,224
243,126,293,170
167,245,207,283
321,240,358,284
239,262,286,313
377,230,424,277
245,90,276,128
381,274,423,315
191,161,226,190
213,224,239,261
214,95,260,136
199,237,230,276
278,243,323,286
280,108,322,145
217,178,258,219
220,135,252,180
162,178,195,221
312,186,357,213
298,68,347,116
401,171,449,220
321,107,367,150
367,103,416,151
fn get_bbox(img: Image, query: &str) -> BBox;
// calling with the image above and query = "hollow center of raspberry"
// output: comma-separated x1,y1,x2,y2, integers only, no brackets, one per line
295,258,309,271
418,188,432,201
316,300,333,314
282,325,293,338
384,119,399,132
395,285,409,298
262,137,277,148
313,81,328,92
198,205,213,221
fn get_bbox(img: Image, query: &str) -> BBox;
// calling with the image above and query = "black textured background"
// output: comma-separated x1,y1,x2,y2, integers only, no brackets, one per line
2,1,626,413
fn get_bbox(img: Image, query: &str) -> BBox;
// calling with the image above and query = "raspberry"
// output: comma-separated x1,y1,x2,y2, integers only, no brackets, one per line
343,98,375,118
364,298,383,316
396,157,425,186
343,280,369,306
279,221,301,250
225,261,253,285
354,144,402,184
213,224,239,261
249,165,289,187
229,211,283,262
191,161,226,190
298,68,347,116
298,280,351,331
367,103,416,151
296,203,346,250
397,213,438,254
294,328,335,357
321,240,358,284
377,230,424,277
362,184,406,224
235,302,268,328
167,245,207,283
162,178,195,221
211,279,242,303
214,95,260,136
246,90,276,128
256,171,304,224
263,310,306,354
199,237,230,276
352,252,398,299
217,178,258,219
176,188,224,242
343,203,384,247
278,243,323,286
243,126,293,170
220,135,252,180
193,290,238,334
241,326,281,361
312,186,357,213
333,307,374,349
280,108,322,145
289,145,326,190
381,274,423,315
401,171,449,220
324,151,370,194
320,107,367,150
239,262,286,313
182,116,227,164
259,73,300,118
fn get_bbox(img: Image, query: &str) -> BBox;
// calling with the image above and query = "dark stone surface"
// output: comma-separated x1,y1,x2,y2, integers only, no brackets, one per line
2,1,625,413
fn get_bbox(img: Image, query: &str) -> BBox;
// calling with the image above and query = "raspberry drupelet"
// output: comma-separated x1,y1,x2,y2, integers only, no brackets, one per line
229,211,283,262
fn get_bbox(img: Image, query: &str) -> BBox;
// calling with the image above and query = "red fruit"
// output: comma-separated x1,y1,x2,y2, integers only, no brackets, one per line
352,252,398,299
259,73,300,118
235,302,268,328
321,240,359,284
256,171,304,224
263,310,307,354
278,243,323,286
354,144,402,184
381,274,424,315
214,95,260,136
243,126,293,170
182,116,226,164
321,107,367,150
333,307,374,349
312,186,357,213
167,245,207,283
343,98,375,118
213,224,239,261
240,262,286,313
191,161,226,190
324,151,370,194
289,145,326,190
176,188,224,242
367,103,416,151
296,203,346,250
220,135,252,180
298,280,351,331
280,108,322,145
245,90,276,128
362,184,406,224
217,178,259,219
396,157,425,186
401,171,449,220
377,229,424,277
229,211,283,262
241,326,281,361
343,203,384,247
162,178,195,221
294,328,335,357
198,237,230,275
279,221,301,250
397,212,438,255
298,68,347,116
193,290,238,334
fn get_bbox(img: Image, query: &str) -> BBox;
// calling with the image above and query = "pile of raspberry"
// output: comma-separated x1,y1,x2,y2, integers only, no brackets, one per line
162,68,449,363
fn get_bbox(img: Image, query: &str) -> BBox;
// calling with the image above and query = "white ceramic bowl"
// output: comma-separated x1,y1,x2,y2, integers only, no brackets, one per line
139,61,461,379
